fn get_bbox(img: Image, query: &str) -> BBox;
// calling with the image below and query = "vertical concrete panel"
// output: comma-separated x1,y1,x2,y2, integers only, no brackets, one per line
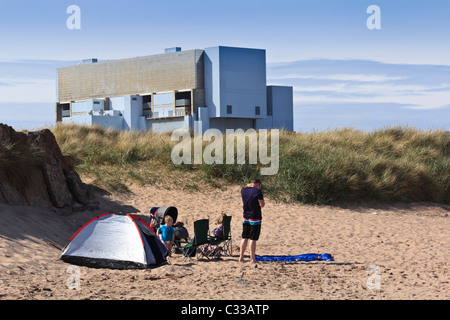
218,46,267,119
267,86,294,131
198,107,210,133
204,47,220,118
123,95,143,131
204,46,267,121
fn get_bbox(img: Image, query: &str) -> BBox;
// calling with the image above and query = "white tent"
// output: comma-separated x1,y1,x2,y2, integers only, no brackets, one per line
61,213,168,269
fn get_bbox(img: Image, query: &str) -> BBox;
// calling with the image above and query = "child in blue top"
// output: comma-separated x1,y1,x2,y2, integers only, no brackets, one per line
158,216,175,257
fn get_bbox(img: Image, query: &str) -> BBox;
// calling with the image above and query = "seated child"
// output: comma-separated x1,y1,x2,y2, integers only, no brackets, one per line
210,213,226,240
200,213,227,258
157,216,175,257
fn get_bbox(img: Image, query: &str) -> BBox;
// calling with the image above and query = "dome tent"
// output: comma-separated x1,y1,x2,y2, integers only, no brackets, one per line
60,213,168,269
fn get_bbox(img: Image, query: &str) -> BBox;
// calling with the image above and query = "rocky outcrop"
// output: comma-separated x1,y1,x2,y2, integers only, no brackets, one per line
0,123,96,215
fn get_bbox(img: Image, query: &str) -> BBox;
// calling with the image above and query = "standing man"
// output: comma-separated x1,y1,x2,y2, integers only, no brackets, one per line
239,179,265,264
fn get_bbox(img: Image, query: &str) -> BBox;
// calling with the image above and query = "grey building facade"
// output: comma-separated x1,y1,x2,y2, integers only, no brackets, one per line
56,46,293,133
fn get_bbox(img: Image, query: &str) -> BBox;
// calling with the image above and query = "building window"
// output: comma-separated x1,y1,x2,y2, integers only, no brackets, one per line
227,105,232,114
153,106,174,118
255,106,260,115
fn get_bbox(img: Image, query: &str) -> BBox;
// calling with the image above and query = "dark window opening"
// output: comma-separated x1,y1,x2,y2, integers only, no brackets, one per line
142,95,152,117
142,95,152,104
175,91,192,116
255,106,260,115
227,105,232,114
175,91,191,101
59,103,70,119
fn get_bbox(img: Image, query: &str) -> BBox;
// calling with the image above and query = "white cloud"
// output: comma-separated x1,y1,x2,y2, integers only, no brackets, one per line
270,73,408,83
268,59,450,111
0,78,56,103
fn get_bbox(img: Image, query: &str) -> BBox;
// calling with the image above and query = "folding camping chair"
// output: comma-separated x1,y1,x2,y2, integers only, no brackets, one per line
174,219,210,261
208,215,232,257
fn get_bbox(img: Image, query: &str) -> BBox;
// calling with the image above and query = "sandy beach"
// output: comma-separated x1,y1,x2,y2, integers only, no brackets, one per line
0,182,449,300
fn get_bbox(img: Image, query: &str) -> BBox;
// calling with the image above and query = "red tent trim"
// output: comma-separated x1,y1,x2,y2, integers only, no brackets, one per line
127,215,145,248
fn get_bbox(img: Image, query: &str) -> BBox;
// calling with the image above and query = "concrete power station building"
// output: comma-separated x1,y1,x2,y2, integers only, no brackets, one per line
56,46,293,133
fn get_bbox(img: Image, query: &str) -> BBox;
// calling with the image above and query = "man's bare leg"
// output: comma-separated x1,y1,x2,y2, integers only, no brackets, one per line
249,240,257,263
239,238,248,262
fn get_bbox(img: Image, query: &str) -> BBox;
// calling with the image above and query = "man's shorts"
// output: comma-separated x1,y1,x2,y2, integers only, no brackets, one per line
242,221,261,241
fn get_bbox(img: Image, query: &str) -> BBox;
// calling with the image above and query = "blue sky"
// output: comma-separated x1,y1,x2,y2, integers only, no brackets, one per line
0,0,449,131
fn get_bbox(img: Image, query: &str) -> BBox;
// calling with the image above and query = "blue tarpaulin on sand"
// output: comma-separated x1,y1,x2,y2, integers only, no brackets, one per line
255,253,334,262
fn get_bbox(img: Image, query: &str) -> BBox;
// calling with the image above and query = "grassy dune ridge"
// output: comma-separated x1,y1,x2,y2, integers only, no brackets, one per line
51,124,449,205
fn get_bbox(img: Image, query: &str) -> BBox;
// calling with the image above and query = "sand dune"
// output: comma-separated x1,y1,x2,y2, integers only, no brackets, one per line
0,182,449,300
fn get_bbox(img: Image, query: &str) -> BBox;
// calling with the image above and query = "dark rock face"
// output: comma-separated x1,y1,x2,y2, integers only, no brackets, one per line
0,123,96,215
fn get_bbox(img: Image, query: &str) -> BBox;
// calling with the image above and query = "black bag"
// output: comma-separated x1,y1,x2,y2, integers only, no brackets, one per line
174,222,189,240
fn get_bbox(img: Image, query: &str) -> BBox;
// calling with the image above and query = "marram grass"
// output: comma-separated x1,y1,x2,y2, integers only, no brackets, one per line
50,124,449,205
